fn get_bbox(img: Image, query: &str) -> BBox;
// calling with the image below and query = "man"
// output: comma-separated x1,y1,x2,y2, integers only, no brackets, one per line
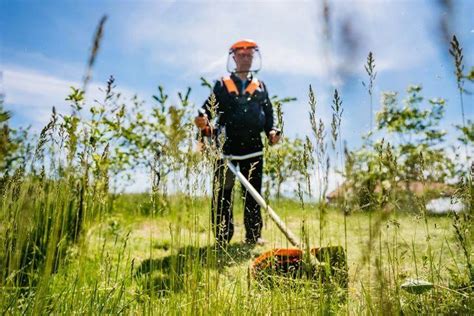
195,39,281,246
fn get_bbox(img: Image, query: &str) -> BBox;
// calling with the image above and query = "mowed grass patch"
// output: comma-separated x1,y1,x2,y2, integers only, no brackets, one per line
55,195,469,314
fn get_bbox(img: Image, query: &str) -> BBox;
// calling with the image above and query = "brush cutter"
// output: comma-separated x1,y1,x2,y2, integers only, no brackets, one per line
225,155,348,286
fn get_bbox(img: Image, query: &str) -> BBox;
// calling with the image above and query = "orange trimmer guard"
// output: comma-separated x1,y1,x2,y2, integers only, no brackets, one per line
251,246,348,287
252,248,317,277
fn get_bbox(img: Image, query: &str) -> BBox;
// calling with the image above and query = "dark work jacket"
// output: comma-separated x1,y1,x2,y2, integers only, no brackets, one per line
201,73,277,155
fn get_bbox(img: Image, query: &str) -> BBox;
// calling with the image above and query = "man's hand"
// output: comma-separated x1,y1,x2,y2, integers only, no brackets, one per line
194,114,209,129
268,130,281,145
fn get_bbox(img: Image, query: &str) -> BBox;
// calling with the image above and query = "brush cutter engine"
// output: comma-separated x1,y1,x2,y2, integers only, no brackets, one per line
252,247,348,287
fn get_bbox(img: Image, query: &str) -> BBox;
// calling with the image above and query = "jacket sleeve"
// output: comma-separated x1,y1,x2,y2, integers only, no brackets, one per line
260,81,279,135
201,80,222,120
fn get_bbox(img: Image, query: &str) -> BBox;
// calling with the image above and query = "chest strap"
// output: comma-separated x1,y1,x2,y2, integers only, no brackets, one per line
222,76,260,96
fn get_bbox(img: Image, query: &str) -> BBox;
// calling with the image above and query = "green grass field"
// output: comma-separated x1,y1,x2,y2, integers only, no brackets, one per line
3,193,471,314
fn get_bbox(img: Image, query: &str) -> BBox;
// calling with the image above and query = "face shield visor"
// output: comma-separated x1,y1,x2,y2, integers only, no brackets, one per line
227,45,262,74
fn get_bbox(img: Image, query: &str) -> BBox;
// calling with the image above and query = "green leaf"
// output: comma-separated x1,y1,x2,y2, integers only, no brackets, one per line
401,278,434,294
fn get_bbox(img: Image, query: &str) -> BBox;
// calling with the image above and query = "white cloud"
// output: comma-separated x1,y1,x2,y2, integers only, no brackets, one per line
121,0,438,81
124,1,326,78
2,65,141,130
2,48,84,79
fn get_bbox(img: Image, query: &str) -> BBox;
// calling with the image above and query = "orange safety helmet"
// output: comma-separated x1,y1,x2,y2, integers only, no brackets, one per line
227,39,262,74
229,39,259,53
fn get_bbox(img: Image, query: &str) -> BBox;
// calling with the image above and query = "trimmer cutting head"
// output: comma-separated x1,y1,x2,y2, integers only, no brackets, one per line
252,246,348,287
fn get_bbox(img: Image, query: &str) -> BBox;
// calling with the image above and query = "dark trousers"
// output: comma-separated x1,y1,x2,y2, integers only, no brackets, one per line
211,156,263,244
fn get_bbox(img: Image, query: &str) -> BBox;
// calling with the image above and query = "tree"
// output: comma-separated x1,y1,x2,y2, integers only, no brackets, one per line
344,85,455,210
0,99,29,173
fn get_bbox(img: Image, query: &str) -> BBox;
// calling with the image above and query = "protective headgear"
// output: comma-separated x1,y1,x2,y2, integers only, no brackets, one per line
227,39,262,74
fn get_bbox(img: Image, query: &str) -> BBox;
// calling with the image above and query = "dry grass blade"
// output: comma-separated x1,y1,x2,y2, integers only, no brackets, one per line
449,35,466,129
83,15,108,92
362,51,376,134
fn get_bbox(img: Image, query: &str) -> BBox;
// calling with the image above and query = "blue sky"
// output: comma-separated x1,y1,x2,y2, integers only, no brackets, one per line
1,0,473,192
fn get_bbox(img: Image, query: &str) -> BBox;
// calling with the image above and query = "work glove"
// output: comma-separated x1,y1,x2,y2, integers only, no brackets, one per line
194,114,209,129
195,109,213,137
269,129,281,145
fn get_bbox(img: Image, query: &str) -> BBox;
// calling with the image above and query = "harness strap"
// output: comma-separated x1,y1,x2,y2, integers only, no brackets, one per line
222,76,260,96
244,78,260,95
222,76,239,95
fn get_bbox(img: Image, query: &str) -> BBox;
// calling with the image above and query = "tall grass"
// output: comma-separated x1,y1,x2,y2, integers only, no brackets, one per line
1,17,473,316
